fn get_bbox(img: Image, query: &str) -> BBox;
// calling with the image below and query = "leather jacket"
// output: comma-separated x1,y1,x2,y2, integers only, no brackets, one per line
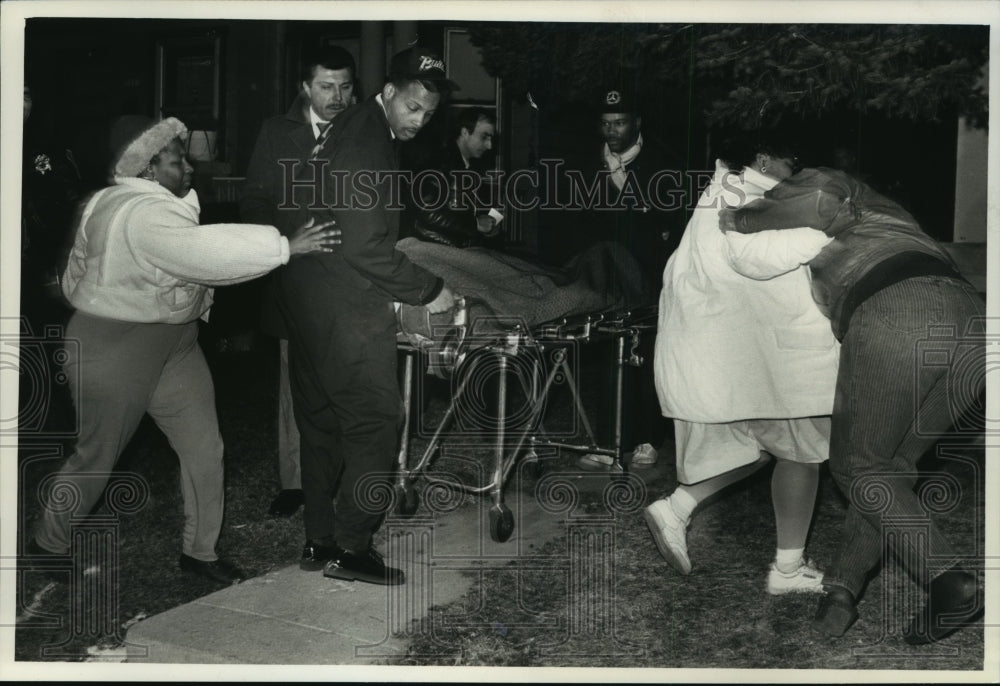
409,143,492,248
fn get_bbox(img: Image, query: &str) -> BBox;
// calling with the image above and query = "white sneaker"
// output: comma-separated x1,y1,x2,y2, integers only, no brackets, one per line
630,443,658,468
643,497,692,575
576,453,614,470
766,558,824,595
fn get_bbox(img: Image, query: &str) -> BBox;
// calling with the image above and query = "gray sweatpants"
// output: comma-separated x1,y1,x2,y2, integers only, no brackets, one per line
35,313,225,561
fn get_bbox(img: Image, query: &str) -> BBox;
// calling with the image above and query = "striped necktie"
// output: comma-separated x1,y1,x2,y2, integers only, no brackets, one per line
311,121,332,158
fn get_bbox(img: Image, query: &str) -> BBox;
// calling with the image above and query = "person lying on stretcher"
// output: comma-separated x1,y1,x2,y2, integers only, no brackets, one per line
394,238,652,340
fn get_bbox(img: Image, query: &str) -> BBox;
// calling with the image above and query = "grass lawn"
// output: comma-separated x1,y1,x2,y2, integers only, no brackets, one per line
14,328,986,671
384,454,985,670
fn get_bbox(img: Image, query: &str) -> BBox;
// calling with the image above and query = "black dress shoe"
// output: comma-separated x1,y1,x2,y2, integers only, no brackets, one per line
812,583,858,637
268,489,304,517
323,547,404,585
904,569,981,644
178,554,245,585
300,538,342,571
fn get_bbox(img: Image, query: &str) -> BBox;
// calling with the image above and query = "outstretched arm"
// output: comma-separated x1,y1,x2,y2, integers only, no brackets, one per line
724,227,833,280
720,168,858,237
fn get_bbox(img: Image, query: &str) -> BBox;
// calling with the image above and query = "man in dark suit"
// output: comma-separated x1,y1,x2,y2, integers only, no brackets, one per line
277,46,458,585
241,45,357,525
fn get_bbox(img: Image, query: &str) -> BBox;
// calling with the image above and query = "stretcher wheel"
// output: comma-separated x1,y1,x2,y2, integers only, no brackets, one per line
489,504,515,543
396,484,420,517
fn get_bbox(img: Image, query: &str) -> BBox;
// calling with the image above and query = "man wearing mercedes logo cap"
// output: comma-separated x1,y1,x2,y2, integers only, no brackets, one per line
593,84,686,282
574,83,687,473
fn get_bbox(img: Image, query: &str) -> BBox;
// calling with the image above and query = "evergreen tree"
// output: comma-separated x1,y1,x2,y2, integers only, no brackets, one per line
467,23,988,129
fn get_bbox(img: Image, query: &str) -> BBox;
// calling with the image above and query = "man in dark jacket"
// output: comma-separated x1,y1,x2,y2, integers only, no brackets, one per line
406,107,502,248
241,45,357,522
277,46,458,585
581,87,686,289
722,167,985,644
575,86,685,471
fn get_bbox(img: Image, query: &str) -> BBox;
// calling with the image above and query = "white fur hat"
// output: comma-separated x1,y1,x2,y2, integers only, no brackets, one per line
110,116,188,177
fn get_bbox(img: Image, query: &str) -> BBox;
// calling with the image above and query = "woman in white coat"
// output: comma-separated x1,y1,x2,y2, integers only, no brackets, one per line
644,138,839,594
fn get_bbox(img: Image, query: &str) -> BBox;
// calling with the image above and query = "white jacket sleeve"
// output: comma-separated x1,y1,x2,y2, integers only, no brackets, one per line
124,197,291,286
724,227,833,280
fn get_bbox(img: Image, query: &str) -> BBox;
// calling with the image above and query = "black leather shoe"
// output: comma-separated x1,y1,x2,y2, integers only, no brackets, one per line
323,547,404,585
179,554,245,585
300,538,342,571
904,569,981,645
268,489,304,517
812,584,858,637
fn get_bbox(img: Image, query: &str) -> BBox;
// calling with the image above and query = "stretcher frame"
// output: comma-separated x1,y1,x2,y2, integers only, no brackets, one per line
393,304,657,542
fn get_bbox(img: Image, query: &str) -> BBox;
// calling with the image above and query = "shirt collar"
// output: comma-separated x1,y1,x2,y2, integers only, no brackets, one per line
308,107,330,139
375,93,397,140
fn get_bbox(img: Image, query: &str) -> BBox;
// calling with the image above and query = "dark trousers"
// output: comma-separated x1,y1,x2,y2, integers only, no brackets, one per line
824,276,985,598
621,332,667,451
278,259,402,552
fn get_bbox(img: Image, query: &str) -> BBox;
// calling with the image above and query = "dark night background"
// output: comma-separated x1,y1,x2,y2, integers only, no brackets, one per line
23,19,988,240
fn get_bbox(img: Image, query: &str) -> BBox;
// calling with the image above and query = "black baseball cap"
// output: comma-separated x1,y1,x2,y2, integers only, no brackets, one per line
600,87,638,114
389,46,461,91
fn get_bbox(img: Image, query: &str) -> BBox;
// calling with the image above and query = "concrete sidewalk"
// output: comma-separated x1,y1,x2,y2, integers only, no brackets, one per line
123,466,631,664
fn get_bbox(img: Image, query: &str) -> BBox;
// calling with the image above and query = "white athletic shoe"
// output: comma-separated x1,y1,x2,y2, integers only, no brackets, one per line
576,453,614,470
643,497,692,575
766,558,824,595
630,443,659,469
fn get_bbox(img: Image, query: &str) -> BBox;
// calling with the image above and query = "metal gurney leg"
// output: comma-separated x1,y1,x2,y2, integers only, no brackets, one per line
393,306,657,541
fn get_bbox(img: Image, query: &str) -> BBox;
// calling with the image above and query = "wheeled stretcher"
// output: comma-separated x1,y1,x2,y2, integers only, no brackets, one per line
393,299,657,542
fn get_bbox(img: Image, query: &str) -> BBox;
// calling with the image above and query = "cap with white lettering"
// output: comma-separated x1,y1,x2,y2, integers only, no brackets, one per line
389,46,461,92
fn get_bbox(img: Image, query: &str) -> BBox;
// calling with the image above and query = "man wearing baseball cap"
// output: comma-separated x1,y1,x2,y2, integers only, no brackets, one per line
276,46,459,585
594,85,686,279
576,84,685,472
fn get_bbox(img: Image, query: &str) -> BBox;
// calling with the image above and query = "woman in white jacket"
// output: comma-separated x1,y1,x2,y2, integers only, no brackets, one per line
644,139,839,594
29,116,338,584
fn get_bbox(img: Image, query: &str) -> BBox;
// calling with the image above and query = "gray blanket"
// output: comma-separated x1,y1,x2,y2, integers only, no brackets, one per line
396,238,651,337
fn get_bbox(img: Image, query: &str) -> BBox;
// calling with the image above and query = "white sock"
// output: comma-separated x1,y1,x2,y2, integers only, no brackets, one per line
775,547,804,573
668,488,698,522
